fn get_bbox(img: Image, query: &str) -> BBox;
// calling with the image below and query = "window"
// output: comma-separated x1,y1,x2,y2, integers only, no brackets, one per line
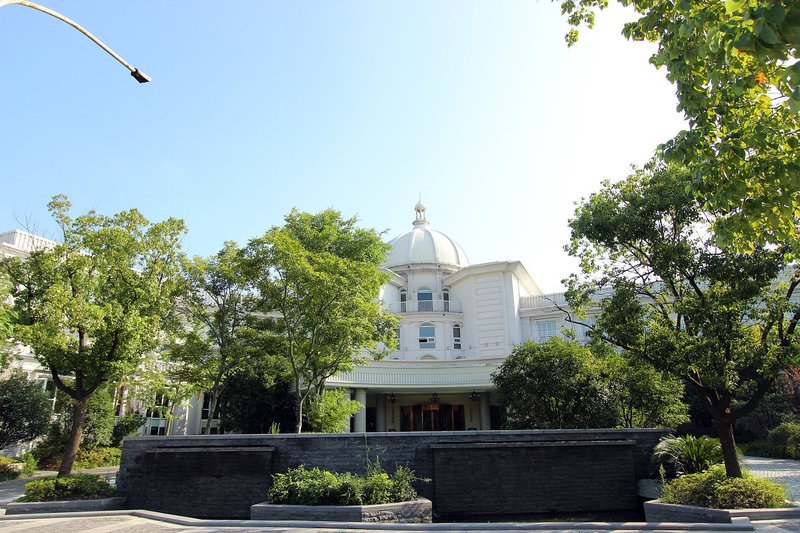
442,288,450,312
400,289,407,313
452,323,462,349
536,320,558,343
394,327,401,350
419,323,436,348
418,289,433,312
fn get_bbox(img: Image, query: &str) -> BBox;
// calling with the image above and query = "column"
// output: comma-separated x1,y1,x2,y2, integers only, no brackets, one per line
375,394,386,432
480,392,492,430
354,388,367,433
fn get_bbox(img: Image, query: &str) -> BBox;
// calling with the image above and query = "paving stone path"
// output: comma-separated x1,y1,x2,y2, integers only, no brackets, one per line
744,456,800,501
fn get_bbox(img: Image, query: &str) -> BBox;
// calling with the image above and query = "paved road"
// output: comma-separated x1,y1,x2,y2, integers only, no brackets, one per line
743,457,800,502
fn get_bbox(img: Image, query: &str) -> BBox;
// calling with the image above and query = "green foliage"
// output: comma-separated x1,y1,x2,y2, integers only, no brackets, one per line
306,389,362,433
653,435,724,478
267,464,420,506
492,338,616,429
764,422,800,459
661,465,787,509
111,412,145,447
493,337,685,429
566,160,800,477
170,241,260,435
218,367,295,434
742,440,786,459
34,444,121,471
244,209,399,433
559,0,800,249
0,370,51,449
735,380,797,442
0,453,36,481
21,474,115,502
1,195,186,475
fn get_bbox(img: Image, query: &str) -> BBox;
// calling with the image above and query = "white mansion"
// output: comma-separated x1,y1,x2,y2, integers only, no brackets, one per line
328,202,588,433
1,204,583,435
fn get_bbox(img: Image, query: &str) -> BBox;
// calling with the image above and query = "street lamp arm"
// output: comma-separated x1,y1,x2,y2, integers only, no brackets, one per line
0,0,150,82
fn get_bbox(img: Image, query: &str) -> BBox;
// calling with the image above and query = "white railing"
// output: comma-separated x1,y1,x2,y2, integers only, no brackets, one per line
387,300,462,314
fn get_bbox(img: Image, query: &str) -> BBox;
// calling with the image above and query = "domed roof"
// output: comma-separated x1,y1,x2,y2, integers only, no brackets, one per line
384,203,469,269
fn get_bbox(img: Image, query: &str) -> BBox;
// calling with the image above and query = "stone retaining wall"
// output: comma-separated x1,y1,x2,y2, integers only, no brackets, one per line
117,429,665,519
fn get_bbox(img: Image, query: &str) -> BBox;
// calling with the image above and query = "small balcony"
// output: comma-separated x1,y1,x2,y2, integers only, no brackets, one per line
387,299,463,314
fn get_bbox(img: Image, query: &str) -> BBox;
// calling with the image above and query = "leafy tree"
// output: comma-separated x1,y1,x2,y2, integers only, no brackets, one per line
244,209,398,433
566,161,800,477
559,0,800,250
1,195,185,475
602,349,689,429
170,242,259,434
492,338,617,429
0,370,51,449
218,372,295,434
306,388,362,433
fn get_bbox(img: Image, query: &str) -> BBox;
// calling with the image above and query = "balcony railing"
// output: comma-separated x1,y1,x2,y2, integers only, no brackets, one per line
387,299,462,314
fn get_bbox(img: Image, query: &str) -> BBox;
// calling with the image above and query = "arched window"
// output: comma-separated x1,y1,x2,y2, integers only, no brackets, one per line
418,289,433,312
419,323,435,349
442,288,450,312
399,289,407,313
452,323,462,350
421,354,437,360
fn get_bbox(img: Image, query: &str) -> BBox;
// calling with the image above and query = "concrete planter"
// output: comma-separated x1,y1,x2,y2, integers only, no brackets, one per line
644,499,800,523
250,498,432,523
5,496,127,515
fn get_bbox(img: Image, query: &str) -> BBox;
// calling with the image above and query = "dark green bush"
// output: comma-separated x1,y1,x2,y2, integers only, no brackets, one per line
21,474,115,502
111,412,145,447
661,465,787,509
652,434,724,477
766,422,800,460
742,440,786,459
268,465,420,506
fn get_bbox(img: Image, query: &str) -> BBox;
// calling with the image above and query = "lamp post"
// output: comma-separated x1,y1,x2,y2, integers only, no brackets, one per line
0,0,150,83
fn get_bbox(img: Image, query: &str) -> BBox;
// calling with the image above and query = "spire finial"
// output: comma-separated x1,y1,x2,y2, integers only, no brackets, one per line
413,199,428,226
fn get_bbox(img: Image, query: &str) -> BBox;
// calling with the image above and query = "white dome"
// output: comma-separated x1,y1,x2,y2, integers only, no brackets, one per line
384,204,469,269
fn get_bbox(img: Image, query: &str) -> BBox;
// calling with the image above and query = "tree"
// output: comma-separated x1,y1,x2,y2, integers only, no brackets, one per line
0,370,51,449
492,338,618,429
218,372,295,434
2,195,185,475
566,160,800,477
306,388,362,433
244,209,398,433
170,242,260,434
602,349,689,429
559,0,800,250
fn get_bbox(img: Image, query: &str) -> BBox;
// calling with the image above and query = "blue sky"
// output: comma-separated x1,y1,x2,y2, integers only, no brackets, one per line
0,1,685,292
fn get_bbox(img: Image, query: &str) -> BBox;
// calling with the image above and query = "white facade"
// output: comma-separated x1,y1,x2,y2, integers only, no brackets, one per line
328,203,579,432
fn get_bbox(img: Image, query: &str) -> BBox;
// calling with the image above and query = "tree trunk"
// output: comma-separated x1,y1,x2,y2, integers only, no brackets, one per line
294,390,304,433
203,391,218,435
715,415,743,478
58,397,88,477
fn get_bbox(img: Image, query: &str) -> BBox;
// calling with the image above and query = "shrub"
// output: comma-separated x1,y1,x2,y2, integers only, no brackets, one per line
34,445,121,471
21,474,115,502
652,434,723,477
268,465,420,506
661,465,787,509
0,453,38,481
0,370,51,449
766,422,800,460
743,440,785,459
111,412,145,447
